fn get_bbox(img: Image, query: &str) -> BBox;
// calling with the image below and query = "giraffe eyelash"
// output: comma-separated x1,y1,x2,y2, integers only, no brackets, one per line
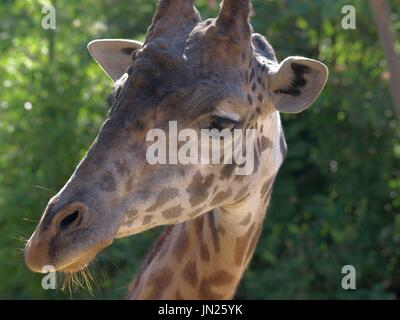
209,116,238,132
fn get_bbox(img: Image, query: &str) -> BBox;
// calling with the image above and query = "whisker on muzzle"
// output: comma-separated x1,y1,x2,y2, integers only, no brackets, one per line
33,185,54,193
60,265,99,297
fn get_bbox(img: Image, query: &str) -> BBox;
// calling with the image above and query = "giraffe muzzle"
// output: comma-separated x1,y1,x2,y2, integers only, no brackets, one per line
24,200,114,273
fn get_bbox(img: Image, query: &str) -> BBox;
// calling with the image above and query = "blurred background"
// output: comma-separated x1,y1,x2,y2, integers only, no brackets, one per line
0,0,399,299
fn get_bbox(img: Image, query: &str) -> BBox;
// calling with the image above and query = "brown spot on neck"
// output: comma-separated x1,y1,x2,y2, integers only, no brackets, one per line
208,270,234,286
182,260,198,287
188,173,216,207
200,243,211,262
142,215,153,225
198,271,234,300
144,267,174,299
162,204,183,219
239,212,252,226
260,136,272,152
220,164,236,180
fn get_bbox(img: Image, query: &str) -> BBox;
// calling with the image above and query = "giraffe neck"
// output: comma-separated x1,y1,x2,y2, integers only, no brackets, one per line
129,188,274,300
128,112,285,300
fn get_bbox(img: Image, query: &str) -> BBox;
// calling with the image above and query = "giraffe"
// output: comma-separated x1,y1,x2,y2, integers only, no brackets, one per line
24,0,328,299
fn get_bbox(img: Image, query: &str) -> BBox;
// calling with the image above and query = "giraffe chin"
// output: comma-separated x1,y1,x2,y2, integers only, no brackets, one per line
59,256,93,273
58,239,113,273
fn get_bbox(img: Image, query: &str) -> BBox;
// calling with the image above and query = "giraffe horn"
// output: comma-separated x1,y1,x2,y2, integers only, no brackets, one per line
215,0,252,40
153,0,199,24
145,0,201,44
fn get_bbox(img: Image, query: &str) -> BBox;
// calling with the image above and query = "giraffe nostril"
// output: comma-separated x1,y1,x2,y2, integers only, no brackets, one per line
59,210,81,231
53,202,88,232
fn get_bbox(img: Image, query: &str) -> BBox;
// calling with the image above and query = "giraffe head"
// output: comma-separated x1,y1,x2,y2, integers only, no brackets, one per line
25,0,328,273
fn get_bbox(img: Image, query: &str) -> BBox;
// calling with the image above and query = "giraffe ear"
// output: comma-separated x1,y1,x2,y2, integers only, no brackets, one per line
87,39,143,81
269,57,328,113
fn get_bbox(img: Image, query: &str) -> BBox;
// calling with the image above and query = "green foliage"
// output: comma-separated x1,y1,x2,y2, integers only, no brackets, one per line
0,0,399,299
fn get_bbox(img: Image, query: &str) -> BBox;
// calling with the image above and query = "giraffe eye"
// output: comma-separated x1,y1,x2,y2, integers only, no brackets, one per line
209,117,236,132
